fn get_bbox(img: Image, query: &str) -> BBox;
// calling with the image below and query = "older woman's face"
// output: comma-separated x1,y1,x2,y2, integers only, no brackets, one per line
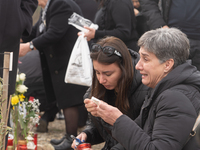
135,47,168,88
93,60,122,90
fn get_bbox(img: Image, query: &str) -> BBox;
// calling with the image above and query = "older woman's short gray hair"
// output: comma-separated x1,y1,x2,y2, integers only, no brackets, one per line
138,28,190,68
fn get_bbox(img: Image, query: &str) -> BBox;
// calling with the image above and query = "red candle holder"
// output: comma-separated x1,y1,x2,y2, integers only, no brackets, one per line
77,143,91,150
19,145,27,150
6,138,13,150
33,133,37,150
17,140,27,150
7,138,13,146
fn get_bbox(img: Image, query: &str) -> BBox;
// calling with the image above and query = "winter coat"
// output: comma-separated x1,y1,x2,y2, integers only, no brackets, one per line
0,0,37,94
83,50,149,150
93,0,139,51
73,0,99,22
22,0,88,109
112,62,200,150
139,0,171,29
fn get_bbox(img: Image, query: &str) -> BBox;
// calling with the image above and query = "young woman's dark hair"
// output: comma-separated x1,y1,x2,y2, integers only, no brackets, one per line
90,36,134,113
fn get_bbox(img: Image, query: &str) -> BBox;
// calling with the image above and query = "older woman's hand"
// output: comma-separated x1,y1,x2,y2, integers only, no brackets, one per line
96,101,123,126
84,98,99,117
78,26,95,41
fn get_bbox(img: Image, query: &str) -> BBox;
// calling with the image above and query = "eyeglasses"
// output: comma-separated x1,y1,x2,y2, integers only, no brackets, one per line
91,44,122,57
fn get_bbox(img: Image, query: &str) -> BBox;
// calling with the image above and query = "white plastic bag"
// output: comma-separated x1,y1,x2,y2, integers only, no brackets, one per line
65,34,93,87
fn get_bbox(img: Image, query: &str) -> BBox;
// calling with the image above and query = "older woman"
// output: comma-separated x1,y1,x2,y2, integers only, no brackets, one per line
71,36,149,150
88,28,200,150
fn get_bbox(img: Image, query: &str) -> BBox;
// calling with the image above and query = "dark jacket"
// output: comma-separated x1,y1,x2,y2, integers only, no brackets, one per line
22,0,88,109
93,0,139,51
0,0,37,94
83,50,149,150
139,0,171,29
112,63,200,150
73,0,99,22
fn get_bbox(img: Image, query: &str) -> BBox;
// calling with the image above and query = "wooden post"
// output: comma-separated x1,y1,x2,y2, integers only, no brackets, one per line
1,52,10,150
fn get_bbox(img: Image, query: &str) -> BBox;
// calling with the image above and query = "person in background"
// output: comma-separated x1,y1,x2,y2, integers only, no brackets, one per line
19,0,88,149
71,36,149,150
139,0,200,71
132,0,141,16
79,0,139,51
0,0,37,96
0,0,37,147
84,28,200,150
132,0,149,37
73,0,99,22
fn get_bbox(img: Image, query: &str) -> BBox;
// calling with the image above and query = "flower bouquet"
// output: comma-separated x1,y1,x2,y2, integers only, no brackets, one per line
10,73,40,148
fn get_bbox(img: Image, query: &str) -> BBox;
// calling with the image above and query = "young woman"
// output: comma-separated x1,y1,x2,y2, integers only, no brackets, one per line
71,36,149,150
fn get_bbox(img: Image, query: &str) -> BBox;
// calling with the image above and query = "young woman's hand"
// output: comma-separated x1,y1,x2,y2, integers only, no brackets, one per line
84,98,99,117
71,132,87,149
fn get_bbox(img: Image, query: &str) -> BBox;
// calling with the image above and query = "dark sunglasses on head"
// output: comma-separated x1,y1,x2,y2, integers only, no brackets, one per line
91,44,122,57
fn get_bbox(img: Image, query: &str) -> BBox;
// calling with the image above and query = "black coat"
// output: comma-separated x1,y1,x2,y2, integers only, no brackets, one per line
0,0,37,94
93,0,139,51
22,0,88,109
139,0,171,30
83,50,149,150
73,0,99,22
112,63,200,150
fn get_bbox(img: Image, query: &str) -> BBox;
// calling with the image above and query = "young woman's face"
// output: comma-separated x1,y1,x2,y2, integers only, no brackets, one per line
93,60,122,90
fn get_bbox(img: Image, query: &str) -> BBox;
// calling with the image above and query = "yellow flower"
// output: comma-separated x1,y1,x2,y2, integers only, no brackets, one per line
11,95,19,106
19,94,25,102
